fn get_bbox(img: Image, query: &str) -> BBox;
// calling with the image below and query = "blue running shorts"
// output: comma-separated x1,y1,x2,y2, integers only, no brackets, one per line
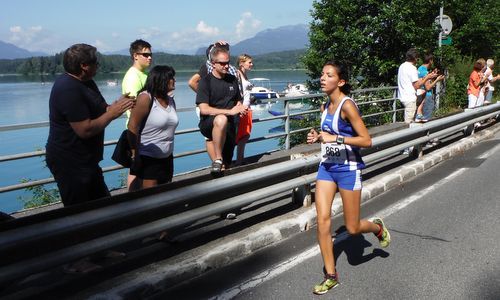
316,165,362,191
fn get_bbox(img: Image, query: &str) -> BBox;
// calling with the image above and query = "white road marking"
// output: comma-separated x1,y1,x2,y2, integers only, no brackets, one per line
213,142,500,300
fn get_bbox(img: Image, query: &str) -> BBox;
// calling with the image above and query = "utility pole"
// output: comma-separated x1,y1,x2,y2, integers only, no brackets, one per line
436,5,444,109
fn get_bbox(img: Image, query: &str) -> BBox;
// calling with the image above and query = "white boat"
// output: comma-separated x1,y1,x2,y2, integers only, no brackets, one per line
249,78,280,104
283,83,309,97
107,79,118,87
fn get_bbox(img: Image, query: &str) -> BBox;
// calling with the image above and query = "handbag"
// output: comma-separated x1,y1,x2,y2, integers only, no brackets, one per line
112,129,132,167
111,92,154,168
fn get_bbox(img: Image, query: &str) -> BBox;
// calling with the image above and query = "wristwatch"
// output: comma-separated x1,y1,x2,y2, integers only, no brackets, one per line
336,135,345,144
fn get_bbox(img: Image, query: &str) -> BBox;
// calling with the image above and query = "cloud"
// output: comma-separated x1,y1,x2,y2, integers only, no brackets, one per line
235,12,261,40
196,21,220,36
139,26,163,39
157,21,222,53
94,39,112,52
9,25,42,44
8,25,64,54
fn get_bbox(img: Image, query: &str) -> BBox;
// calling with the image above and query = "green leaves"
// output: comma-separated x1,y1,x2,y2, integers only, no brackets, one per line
304,0,498,88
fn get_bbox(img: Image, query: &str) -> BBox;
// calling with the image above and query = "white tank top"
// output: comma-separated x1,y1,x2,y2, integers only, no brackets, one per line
139,92,179,158
239,72,254,106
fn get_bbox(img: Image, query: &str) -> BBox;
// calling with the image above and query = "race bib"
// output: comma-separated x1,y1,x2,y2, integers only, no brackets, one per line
321,142,348,164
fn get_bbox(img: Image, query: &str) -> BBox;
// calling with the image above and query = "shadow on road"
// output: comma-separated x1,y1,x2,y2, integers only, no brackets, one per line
332,226,390,267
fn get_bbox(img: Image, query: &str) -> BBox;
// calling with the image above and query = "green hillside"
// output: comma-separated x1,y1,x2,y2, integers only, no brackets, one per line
0,49,306,75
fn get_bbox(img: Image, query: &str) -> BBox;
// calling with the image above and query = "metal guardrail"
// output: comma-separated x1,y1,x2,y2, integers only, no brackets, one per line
0,103,499,285
0,87,400,194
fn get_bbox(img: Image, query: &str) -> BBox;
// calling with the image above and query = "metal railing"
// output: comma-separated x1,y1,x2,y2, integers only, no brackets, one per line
0,87,400,195
0,103,498,286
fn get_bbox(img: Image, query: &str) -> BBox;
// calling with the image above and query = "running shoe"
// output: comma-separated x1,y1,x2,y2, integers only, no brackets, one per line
373,217,391,248
313,273,339,295
211,159,223,173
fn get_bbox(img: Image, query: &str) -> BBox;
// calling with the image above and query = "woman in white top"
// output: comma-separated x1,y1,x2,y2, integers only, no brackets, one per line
235,54,254,166
128,65,179,191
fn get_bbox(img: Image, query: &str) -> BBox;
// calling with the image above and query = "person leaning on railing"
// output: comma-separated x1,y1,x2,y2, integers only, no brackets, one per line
45,43,134,207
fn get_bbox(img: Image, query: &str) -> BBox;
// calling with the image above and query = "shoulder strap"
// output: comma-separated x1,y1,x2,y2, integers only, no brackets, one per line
236,71,245,99
139,92,154,134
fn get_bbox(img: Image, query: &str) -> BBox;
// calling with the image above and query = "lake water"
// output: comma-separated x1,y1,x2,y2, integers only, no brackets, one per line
0,70,309,213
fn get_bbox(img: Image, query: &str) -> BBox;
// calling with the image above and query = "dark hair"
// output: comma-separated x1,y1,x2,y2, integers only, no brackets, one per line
324,60,352,95
142,65,176,99
129,39,152,59
405,48,419,62
63,43,98,75
423,53,434,64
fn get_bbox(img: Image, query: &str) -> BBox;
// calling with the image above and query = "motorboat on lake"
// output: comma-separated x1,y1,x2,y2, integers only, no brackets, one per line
283,83,309,97
106,79,118,87
249,78,279,104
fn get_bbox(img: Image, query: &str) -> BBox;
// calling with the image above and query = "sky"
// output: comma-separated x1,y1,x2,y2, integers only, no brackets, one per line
0,0,314,54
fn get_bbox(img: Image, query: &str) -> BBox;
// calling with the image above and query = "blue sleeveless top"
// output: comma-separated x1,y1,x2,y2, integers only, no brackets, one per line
320,96,365,171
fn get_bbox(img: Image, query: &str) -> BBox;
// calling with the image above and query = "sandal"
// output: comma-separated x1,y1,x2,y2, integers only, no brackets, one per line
211,159,223,173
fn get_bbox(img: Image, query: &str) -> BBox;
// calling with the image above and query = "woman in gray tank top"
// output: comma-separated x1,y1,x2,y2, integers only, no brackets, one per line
127,65,179,191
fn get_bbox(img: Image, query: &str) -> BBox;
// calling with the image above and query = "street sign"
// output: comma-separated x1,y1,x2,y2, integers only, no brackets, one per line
441,36,452,45
435,15,453,36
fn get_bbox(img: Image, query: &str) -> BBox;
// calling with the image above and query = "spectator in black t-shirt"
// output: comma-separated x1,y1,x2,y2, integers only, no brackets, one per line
196,47,248,173
46,43,134,206
188,41,239,162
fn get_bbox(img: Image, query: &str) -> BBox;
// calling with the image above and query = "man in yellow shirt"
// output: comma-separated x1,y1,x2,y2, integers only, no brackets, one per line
122,39,152,190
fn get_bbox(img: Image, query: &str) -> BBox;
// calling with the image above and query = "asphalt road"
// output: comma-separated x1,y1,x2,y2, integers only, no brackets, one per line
161,131,500,300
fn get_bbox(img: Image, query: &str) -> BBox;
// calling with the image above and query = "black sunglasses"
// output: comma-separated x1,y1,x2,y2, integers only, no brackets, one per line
137,52,153,58
215,60,230,66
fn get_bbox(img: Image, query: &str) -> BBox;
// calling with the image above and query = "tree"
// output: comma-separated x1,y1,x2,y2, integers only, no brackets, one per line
445,0,499,58
303,0,499,88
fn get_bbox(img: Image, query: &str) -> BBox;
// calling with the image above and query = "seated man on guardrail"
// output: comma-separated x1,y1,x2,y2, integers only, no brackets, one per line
196,46,248,173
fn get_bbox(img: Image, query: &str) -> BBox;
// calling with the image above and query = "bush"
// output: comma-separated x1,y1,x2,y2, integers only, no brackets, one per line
18,179,60,209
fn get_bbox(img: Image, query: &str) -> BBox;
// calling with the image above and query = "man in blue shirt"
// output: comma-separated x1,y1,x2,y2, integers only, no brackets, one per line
416,54,444,122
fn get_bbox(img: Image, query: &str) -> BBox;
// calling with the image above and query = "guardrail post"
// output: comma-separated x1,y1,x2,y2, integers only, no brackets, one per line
284,99,290,150
463,108,476,136
409,123,424,158
292,184,311,207
393,91,398,123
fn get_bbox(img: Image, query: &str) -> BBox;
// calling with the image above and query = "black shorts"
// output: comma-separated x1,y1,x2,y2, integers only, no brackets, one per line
198,115,234,139
198,115,236,164
131,154,174,184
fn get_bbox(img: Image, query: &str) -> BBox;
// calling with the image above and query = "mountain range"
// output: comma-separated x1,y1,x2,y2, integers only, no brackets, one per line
0,24,309,59
0,41,47,59
194,24,309,56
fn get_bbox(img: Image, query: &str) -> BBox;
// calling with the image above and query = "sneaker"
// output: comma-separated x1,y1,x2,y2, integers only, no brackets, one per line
225,212,237,219
430,138,440,146
415,114,424,122
313,273,339,295
373,217,391,248
211,159,223,173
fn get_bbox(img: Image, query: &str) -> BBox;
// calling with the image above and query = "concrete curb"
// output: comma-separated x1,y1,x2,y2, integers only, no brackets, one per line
83,123,500,299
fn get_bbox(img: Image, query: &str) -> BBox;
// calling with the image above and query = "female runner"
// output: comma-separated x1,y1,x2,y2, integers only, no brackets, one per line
307,61,391,295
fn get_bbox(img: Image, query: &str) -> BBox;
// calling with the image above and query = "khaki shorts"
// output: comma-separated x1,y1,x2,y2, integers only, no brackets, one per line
403,100,417,124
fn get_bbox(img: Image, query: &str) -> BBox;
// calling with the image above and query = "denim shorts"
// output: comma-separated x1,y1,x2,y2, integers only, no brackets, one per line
316,165,362,191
